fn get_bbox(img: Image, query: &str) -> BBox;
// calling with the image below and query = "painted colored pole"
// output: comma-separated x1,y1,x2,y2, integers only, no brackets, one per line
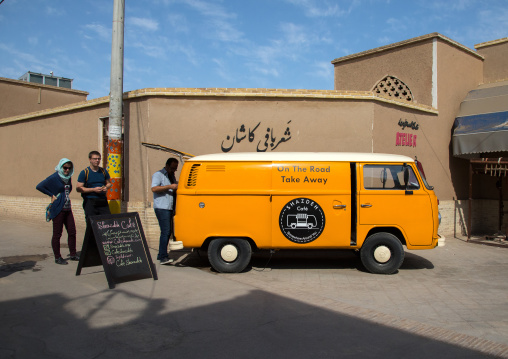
107,0,125,214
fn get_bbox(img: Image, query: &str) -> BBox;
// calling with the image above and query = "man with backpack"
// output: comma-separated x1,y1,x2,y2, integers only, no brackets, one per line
76,150,112,252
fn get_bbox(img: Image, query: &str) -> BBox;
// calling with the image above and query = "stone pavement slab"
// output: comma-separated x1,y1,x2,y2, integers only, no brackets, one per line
253,241,508,341
1,217,508,358
179,236,508,356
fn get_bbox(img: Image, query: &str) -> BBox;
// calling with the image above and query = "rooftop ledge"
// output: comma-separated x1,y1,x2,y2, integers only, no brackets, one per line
0,88,437,125
475,37,508,49
331,32,483,64
0,76,89,95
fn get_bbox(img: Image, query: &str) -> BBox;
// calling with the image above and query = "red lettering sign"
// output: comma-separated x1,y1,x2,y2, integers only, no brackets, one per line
395,132,416,147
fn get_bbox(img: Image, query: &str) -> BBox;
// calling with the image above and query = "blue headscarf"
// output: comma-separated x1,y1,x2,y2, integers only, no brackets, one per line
55,158,74,182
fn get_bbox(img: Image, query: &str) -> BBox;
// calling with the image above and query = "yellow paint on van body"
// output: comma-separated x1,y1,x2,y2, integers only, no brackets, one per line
174,153,439,273
357,162,438,249
270,161,352,248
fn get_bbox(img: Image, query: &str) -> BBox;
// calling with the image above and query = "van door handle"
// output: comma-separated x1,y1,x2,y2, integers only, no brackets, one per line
361,203,372,208
333,204,346,210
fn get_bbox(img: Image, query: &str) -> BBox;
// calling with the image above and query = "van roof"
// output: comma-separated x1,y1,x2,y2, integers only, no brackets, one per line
187,152,415,163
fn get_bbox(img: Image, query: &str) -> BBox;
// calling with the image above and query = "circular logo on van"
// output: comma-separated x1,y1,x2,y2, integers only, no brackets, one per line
279,197,325,244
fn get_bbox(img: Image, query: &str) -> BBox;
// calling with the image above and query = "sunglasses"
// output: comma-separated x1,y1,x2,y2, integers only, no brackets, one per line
63,166,72,170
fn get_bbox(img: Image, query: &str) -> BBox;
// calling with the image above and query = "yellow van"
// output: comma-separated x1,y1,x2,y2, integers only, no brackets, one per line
174,153,439,274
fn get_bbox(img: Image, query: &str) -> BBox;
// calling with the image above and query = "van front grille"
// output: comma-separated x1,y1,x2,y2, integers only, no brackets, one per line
186,164,201,187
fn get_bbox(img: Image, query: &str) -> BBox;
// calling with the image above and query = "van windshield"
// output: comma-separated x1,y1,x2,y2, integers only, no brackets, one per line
415,159,433,190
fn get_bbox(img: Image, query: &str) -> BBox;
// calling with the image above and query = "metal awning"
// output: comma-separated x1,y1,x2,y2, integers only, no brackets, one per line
452,81,508,158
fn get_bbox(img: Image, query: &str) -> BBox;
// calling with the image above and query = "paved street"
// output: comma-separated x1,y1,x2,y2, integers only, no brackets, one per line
1,217,508,358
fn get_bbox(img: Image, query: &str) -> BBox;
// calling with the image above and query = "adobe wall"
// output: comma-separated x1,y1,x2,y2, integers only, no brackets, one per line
0,98,162,247
0,88,501,244
0,77,88,119
0,105,109,198
3,195,505,241
476,38,508,83
333,41,434,107
125,95,377,203
436,40,484,200
332,36,484,201
371,103,447,192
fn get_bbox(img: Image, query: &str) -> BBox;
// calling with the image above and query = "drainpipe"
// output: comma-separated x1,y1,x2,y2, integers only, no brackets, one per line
107,0,125,214
468,161,472,240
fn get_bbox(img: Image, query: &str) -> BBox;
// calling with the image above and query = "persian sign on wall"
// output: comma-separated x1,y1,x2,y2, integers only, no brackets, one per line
396,119,419,148
221,121,292,152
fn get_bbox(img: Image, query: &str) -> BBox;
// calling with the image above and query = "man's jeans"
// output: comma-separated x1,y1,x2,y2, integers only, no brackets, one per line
154,208,173,261
82,198,111,255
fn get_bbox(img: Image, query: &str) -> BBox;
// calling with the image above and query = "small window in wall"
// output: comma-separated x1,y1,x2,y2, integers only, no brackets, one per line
363,164,419,190
30,74,43,84
373,76,413,102
59,79,72,88
45,77,58,86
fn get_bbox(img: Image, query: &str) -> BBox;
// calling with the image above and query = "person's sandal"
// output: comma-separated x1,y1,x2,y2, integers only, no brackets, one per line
55,257,68,265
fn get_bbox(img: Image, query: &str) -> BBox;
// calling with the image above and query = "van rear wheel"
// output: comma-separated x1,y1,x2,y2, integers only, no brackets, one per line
360,233,404,274
208,238,252,273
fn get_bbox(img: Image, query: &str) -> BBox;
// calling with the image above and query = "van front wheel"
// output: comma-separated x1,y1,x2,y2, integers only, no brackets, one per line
208,238,252,273
360,233,404,274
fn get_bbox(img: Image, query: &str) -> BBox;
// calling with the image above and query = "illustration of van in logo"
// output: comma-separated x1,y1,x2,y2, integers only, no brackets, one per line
287,213,317,229
279,197,325,244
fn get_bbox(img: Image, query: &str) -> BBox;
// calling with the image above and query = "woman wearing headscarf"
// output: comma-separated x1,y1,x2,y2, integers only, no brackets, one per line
36,158,78,265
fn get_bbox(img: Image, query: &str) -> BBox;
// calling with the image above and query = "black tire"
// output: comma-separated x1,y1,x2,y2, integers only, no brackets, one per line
360,233,404,274
208,237,252,273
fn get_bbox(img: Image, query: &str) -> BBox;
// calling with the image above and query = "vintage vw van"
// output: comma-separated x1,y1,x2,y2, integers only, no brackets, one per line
174,153,439,274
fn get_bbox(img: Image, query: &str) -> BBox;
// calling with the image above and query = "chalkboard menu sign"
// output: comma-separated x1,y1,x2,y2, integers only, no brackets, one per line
77,212,157,289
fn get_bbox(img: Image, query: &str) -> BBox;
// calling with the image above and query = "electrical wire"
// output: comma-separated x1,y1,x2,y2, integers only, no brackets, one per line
251,250,274,272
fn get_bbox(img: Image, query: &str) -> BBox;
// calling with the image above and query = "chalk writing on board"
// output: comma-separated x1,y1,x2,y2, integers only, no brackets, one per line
80,212,157,289
96,218,145,268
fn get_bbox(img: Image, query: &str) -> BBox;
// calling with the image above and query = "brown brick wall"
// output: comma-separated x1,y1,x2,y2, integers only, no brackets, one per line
439,199,508,237
2,196,506,245
0,196,160,248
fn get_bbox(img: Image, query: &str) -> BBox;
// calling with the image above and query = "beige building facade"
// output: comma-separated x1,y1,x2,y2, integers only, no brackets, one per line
0,77,88,119
1,33,507,246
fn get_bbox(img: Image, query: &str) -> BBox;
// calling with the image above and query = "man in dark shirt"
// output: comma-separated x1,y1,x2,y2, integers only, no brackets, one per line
76,151,112,257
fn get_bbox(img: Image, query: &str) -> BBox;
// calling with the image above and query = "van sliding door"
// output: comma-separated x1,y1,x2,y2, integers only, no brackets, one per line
270,162,351,248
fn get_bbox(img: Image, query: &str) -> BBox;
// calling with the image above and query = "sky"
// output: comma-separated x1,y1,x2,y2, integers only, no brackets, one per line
1,0,507,100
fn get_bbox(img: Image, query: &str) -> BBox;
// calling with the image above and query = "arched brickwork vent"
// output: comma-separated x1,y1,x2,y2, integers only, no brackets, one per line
373,76,413,102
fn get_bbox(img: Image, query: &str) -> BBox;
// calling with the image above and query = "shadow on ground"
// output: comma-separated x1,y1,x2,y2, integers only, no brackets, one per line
173,249,434,273
0,288,498,358
0,254,49,278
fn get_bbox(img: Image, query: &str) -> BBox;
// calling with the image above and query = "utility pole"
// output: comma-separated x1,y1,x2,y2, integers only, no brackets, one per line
107,0,125,214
